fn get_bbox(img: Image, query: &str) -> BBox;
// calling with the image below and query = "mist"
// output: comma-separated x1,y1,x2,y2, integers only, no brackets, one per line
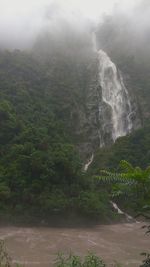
0,0,143,50
95,0,150,69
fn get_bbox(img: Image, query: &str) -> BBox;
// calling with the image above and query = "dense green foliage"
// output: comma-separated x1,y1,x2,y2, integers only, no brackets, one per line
0,47,150,222
0,14,150,222
90,125,150,173
0,3,150,266
0,245,109,267
55,253,106,267
93,160,150,212
0,49,112,222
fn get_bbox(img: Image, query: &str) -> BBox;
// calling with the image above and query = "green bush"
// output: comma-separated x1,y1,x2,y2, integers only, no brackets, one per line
55,252,106,267
77,191,110,218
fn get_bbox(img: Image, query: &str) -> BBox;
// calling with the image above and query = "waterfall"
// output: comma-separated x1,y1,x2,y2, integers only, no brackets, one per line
110,201,137,222
92,33,133,146
98,50,133,143
83,154,94,172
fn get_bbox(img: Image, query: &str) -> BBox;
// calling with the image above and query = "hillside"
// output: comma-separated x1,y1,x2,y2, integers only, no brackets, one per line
89,124,150,173
96,4,150,124
0,40,114,222
0,12,150,222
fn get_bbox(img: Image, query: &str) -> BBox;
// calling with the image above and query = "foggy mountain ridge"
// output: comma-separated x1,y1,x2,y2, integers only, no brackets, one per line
0,0,145,50
0,0,149,157
0,0,150,233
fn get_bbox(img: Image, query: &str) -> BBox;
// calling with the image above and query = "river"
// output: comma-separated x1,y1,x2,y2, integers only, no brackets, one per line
0,222,149,267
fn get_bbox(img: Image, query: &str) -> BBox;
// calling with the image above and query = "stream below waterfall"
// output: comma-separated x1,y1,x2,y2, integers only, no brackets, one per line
0,222,149,267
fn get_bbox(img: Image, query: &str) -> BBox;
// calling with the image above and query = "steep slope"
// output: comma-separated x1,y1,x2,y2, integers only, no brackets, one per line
96,7,150,125
96,48,140,147
0,21,149,221
0,50,82,218
0,41,114,221
33,31,103,159
84,5,150,172
89,124,150,173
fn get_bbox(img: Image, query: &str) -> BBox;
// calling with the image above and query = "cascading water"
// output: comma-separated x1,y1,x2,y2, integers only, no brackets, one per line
92,33,133,146
98,50,133,143
83,154,94,172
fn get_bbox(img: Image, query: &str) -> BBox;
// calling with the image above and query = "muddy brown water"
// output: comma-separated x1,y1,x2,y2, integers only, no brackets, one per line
0,222,149,267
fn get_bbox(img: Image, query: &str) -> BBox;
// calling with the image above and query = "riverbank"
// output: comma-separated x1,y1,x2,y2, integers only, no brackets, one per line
0,210,133,228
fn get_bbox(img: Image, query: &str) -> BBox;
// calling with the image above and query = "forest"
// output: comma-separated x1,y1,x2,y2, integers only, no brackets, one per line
0,1,150,266
0,46,150,223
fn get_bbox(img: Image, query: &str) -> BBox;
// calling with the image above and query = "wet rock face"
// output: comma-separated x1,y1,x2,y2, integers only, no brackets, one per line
75,50,141,161
40,32,142,162
97,49,139,145
75,56,101,160
120,71,142,131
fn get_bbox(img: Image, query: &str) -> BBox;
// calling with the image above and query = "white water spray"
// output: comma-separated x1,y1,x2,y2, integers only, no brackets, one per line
110,201,134,222
92,33,133,145
84,154,94,171
98,50,133,142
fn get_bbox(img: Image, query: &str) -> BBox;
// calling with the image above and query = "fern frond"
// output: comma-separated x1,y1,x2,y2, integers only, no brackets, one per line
93,174,135,185
119,160,134,173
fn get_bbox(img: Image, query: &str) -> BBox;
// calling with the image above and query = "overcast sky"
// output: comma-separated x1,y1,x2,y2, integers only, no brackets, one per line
0,0,139,49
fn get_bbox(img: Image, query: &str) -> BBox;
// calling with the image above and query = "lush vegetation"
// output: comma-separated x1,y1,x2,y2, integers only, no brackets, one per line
0,241,149,267
89,125,150,174
0,15,150,223
92,160,150,213
0,243,107,267
0,2,150,266
55,252,150,267
55,253,106,267
0,48,150,222
0,49,113,223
